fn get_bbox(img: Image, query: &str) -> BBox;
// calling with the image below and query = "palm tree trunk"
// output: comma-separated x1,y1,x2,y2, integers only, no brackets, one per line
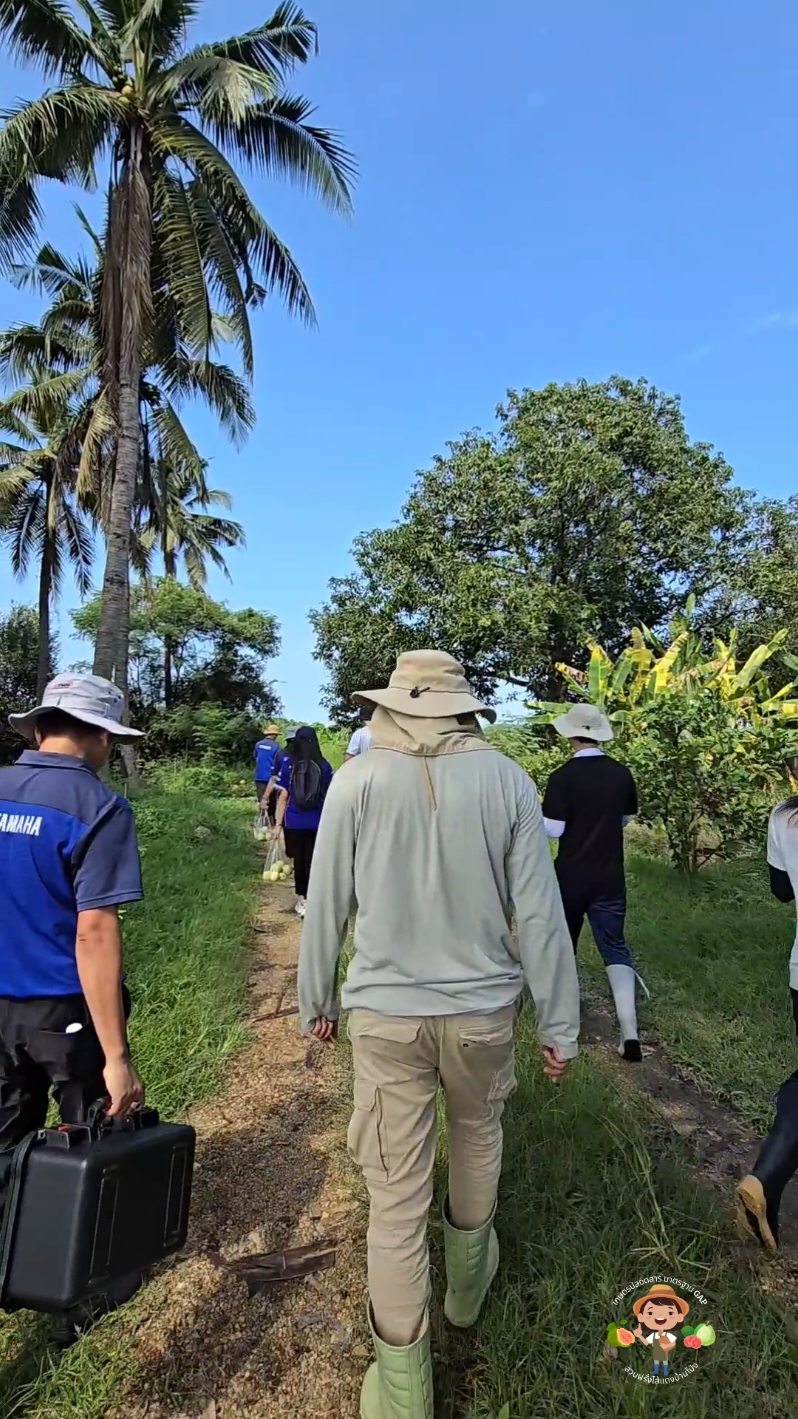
94,133,151,700
36,531,54,701
163,543,176,707
94,135,151,791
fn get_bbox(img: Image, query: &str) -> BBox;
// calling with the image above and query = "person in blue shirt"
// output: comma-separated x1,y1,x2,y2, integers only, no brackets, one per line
1,672,146,1343
254,723,283,825
274,726,333,917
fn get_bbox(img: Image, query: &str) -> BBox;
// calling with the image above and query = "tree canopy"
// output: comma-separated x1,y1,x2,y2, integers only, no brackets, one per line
72,577,279,712
311,377,745,722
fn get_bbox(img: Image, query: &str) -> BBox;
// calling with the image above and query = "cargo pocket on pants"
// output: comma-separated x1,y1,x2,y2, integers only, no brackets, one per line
487,1053,517,1104
347,1079,388,1180
457,1015,517,1107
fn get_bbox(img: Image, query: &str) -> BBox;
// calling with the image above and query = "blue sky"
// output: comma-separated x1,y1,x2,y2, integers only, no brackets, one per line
1,0,797,719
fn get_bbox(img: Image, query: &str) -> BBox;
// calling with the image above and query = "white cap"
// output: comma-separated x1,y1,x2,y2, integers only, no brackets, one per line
552,703,613,743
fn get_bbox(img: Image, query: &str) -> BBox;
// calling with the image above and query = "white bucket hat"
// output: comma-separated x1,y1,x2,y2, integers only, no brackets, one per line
9,673,143,741
552,703,613,743
354,651,496,723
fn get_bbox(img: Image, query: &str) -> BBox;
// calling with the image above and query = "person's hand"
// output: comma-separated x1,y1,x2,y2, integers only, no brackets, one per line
104,1056,144,1117
310,1016,338,1045
272,825,282,841
541,1043,569,1080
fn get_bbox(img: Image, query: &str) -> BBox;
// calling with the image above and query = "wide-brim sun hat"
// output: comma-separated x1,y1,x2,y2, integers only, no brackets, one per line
9,673,143,741
354,650,497,723
632,1284,689,1319
264,723,281,736
552,703,613,743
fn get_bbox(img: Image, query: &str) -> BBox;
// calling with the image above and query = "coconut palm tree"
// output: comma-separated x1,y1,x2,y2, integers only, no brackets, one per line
1,232,255,700
0,375,93,697
132,442,245,703
0,0,354,698
134,457,244,588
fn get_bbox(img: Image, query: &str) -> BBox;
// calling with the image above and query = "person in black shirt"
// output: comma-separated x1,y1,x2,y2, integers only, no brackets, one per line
542,704,643,1062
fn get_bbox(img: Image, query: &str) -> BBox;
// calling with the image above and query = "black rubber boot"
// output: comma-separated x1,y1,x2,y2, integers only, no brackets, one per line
49,1270,143,1349
737,1070,798,1253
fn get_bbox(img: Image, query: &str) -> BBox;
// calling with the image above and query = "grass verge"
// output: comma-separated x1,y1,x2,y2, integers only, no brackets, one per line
576,853,796,1129
429,1008,798,1418
0,785,256,1419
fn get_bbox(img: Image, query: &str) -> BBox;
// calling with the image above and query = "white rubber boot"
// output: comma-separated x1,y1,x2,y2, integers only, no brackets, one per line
606,964,643,1062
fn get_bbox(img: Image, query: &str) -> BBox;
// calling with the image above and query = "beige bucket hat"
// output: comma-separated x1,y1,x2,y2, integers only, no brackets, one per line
552,703,613,743
354,651,497,723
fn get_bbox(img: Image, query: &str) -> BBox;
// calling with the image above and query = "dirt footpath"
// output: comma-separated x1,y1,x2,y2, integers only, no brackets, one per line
113,885,368,1419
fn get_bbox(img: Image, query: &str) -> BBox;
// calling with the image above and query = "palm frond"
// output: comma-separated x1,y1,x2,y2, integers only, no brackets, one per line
151,396,205,479
150,167,214,357
0,174,44,271
161,3,319,105
168,354,254,444
75,384,114,502
0,0,106,79
0,85,123,189
1,480,45,578
59,496,94,594
119,0,198,65
217,92,355,215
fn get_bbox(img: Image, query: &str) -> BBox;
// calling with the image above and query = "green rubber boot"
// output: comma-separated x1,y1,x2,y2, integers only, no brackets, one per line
359,1304,433,1419
442,1197,499,1328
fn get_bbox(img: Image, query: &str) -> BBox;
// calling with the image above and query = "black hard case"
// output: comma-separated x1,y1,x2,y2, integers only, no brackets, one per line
0,1108,195,1312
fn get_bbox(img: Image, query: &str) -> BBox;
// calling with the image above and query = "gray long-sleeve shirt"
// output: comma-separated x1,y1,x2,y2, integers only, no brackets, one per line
297,745,581,1058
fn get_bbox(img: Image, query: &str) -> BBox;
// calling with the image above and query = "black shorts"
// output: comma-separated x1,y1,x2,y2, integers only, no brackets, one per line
0,986,132,1149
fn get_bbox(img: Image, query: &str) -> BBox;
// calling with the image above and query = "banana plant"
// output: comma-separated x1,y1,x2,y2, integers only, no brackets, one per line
526,604,798,728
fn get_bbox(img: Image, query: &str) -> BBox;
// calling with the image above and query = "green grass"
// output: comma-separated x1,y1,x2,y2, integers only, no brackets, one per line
429,1010,798,1419
576,851,796,1129
0,784,256,1419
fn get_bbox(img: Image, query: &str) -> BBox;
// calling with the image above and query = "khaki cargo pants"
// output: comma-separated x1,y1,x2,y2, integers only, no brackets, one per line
347,1002,518,1347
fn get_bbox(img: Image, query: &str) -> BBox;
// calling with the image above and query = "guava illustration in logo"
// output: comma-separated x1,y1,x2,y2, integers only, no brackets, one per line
606,1284,716,1378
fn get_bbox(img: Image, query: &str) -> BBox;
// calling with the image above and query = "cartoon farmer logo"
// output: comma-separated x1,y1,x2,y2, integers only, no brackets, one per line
631,1284,689,1377
606,1278,717,1379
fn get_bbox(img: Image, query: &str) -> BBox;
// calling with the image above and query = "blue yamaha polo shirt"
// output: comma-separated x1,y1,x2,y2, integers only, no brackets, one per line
254,738,282,782
0,750,143,998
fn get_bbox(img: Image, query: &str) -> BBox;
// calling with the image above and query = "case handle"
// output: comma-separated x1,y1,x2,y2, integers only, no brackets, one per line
86,1099,159,1134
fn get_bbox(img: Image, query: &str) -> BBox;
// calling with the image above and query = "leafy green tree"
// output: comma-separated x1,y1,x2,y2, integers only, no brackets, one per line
0,0,354,696
311,377,744,723
704,496,798,682
621,692,794,874
72,577,280,717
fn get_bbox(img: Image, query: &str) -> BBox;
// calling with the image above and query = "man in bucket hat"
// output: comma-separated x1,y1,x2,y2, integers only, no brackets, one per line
0,674,145,1343
298,651,580,1419
254,722,283,825
542,703,644,1061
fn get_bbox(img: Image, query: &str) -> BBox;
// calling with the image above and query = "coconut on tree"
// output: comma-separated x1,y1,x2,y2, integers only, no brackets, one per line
0,0,354,706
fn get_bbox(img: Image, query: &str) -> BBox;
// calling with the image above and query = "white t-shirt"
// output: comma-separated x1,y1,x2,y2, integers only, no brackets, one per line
347,725,372,757
766,803,798,988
